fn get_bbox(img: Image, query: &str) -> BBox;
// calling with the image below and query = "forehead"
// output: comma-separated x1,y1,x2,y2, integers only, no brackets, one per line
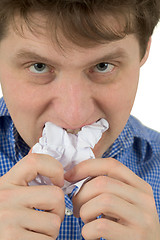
0,12,141,68
8,11,129,50
1,23,140,70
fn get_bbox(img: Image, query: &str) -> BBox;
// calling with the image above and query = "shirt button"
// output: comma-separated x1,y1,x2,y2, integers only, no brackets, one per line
65,207,73,216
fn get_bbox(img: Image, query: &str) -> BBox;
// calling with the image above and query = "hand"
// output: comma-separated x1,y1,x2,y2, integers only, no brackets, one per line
65,157,160,240
0,153,65,240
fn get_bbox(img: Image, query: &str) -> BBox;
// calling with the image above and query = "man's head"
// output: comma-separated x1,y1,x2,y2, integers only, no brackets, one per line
0,0,159,57
0,0,159,156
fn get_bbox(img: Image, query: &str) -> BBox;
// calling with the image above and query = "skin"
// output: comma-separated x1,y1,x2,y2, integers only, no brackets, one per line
0,15,159,239
0,23,145,154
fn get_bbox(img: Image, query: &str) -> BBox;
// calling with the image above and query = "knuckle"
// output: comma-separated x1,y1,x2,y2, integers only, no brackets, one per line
101,192,113,209
94,175,107,190
54,163,64,179
51,186,65,220
49,214,61,237
79,205,87,223
95,218,107,236
81,224,89,239
140,191,156,212
54,186,64,204
145,182,153,194
108,157,122,173
145,194,155,209
48,186,65,208
25,153,38,170
110,157,121,168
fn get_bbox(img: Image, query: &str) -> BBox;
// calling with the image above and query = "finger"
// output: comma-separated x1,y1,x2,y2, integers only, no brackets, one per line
19,208,61,238
10,185,65,221
1,153,64,187
65,158,151,193
82,217,132,240
7,228,56,240
23,231,54,240
73,175,154,211
26,185,65,221
79,193,140,226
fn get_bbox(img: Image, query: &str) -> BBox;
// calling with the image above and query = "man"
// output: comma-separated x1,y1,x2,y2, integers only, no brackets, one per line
0,0,159,239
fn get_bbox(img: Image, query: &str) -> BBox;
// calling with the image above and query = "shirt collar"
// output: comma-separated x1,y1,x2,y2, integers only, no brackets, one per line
103,115,153,162
0,97,10,117
0,97,18,147
0,97,30,161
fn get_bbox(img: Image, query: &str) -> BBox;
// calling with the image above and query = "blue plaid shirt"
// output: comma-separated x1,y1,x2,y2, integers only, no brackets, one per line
0,97,160,239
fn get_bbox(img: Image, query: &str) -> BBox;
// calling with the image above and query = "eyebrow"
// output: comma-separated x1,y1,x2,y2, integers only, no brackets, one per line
15,50,55,65
14,47,128,67
86,49,128,67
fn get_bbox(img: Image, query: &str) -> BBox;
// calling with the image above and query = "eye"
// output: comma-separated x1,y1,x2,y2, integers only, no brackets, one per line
94,62,114,73
29,63,50,74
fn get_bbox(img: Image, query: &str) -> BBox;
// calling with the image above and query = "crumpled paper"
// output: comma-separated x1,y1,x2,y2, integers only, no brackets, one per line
29,118,109,195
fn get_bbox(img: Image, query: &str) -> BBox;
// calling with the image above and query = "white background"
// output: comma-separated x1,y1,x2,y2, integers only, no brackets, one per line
131,22,160,132
0,22,160,132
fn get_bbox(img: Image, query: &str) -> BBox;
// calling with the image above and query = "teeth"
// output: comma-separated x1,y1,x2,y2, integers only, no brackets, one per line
65,128,81,134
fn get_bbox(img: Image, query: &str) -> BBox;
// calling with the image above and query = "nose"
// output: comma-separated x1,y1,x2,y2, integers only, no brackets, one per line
52,75,96,129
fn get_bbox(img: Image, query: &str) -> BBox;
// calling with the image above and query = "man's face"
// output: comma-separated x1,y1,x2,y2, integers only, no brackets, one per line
0,19,148,157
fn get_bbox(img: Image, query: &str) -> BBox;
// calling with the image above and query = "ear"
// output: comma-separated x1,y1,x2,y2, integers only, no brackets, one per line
140,37,151,67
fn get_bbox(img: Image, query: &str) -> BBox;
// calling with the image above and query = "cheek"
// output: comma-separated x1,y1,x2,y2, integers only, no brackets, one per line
111,84,137,112
99,70,139,122
1,70,46,119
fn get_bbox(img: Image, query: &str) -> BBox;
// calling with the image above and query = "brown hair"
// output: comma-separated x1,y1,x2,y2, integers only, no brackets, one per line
0,0,160,57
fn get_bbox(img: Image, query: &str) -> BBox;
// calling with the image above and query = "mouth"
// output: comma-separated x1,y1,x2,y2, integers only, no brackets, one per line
63,119,103,134
64,128,81,134
43,119,103,135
